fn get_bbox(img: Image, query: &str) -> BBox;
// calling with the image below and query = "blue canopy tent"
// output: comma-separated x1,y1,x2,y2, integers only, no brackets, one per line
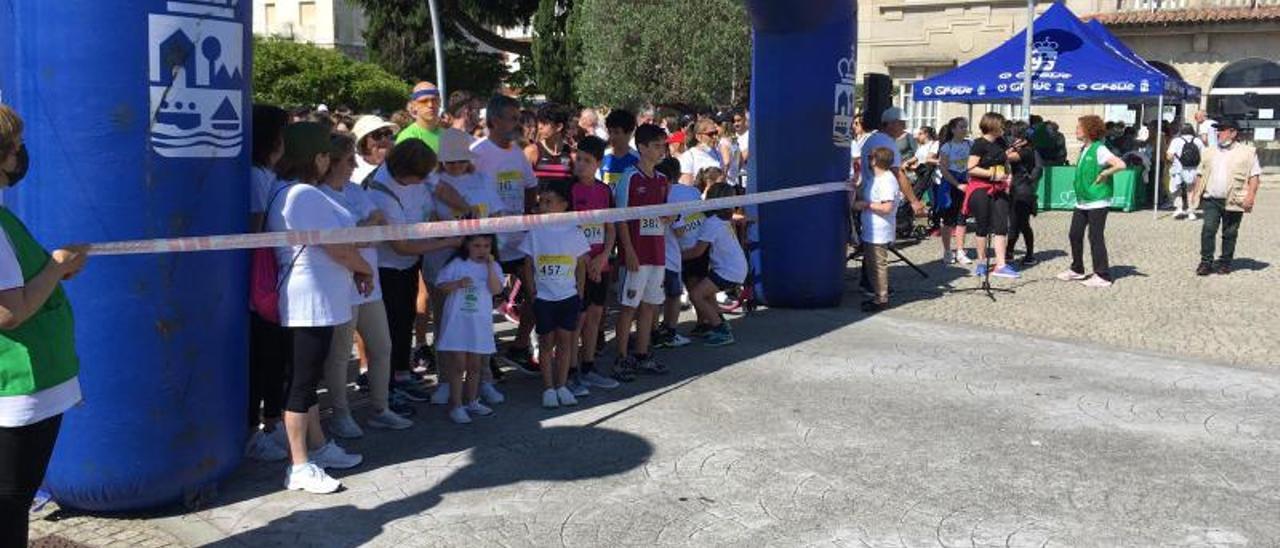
912,1,1197,215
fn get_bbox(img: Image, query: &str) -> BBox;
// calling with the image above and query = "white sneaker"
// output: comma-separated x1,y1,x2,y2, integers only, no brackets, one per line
1055,269,1088,281
285,462,341,494
668,332,692,348
328,412,364,439
956,250,973,265
942,250,954,264
367,408,413,430
430,383,450,406
542,388,560,409
480,381,505,404
309,440,363,470
581,371,620,389
1081,276,1113,288
556,386,579,407
465,400,494,417
245,430,288,462
449,406,472,424
1188,211,1199,221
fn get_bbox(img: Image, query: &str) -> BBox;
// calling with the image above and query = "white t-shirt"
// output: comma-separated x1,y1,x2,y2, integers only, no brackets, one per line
434,258,502,354
665,183,703,272
679,146,722,179
267,182,355,328
0,229,82,427
938,140,972,176
697,216,748,284
860,131,902,187
737,130,749,155
366,165,434,270
353,156,379,186
1078,145,1119,210
471,138,537,261
319,182,382,304
423,171,507,280
914,140,941,185
860,171,901,245
1206,144,1263,199
1166,135,1204,175
518,224,591,302
1199,119,1219,149
249,166,276,215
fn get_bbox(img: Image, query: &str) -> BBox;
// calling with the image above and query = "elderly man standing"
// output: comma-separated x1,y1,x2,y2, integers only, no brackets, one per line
1192,119,1261,276
579,108,609,141
397,82,443,152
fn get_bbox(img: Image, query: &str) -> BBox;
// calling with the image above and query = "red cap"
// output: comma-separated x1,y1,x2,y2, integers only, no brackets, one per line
667,130,686,145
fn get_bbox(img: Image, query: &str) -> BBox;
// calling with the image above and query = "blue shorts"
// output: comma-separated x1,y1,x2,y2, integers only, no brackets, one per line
534,296,581,335
708,271,740,292
663,269,684,299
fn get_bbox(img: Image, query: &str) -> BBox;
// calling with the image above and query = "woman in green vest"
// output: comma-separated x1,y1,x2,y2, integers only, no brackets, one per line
1056,115,1126,288
0,106,89,547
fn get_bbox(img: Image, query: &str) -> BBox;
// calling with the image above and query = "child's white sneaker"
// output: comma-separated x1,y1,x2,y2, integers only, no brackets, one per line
542,388,560,409
449,406,472,424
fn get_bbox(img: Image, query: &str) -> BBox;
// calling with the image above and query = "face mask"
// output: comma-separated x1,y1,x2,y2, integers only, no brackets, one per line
3,145,28,187
1219,139,1234,149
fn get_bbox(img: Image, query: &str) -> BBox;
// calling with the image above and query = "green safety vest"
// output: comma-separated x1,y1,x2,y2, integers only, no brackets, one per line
1073,141,1114,205
0,207,79,397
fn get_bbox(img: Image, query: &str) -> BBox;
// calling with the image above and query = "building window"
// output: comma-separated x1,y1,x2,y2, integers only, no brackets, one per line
299,1,317,39
898,81,938,132
264,1,276,32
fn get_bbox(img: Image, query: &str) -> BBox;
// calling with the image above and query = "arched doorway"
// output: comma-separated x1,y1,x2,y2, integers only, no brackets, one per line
1209,57,1280,167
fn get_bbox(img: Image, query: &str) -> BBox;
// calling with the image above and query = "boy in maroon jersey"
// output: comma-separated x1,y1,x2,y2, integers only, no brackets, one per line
611,124,672,380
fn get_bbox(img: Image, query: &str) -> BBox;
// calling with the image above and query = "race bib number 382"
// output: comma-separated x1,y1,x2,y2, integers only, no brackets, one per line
639,217,663,237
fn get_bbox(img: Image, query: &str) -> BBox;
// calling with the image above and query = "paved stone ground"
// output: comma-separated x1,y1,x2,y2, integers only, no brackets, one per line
27,186,1280,547
885,185,1280,368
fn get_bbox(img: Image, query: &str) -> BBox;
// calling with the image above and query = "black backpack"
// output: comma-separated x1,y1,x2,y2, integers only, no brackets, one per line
1178,138,1201,168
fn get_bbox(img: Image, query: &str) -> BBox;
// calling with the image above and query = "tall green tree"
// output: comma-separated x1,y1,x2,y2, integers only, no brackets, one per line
252,37,409,112
531,0,575,104
573,0,750,109
355,0,540,96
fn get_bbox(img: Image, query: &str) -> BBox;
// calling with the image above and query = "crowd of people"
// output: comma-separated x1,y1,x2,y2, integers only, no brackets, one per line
850,106,1262,309
245,82,754,494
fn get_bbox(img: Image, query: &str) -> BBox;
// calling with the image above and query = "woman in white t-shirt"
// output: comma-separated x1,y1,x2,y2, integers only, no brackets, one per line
679,119,725,185
936,117,973,265
266,122,373,494
717,118,743,186
0,106,89,548
434,235,504,424
316,133,412,439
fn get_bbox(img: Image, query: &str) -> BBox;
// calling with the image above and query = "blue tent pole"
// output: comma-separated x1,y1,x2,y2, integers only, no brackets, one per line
1154,94,1164,219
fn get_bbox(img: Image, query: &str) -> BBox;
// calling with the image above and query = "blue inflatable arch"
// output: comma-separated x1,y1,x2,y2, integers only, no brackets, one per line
0,0,853,510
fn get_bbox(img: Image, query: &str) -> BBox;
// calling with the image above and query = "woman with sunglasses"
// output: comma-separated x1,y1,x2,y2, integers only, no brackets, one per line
678,118,724,185
352,115,398,185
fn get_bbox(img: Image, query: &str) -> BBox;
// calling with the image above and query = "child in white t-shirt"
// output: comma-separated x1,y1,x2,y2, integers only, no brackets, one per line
854,147,901,312
519,181,591,409
680,182,747,347
434,234,504,424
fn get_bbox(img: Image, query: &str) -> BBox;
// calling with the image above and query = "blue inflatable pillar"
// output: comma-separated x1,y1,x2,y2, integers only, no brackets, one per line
745,0,855,308
0,1,250,510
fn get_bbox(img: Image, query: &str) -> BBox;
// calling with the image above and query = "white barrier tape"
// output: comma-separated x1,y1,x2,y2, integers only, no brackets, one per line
86,181,852,256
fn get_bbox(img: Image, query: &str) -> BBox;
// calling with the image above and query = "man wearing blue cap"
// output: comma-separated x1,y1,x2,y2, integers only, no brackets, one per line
397,81,443,152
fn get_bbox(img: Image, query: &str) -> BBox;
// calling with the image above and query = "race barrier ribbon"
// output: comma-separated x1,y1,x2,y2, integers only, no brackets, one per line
86,181,853,256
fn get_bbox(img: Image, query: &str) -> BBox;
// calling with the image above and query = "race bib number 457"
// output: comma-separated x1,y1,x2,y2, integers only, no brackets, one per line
537,254,575,280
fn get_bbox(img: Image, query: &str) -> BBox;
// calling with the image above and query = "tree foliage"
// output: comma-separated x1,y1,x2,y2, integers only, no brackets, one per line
573,0,750,110
355,0,539,96
252,37,408,112
531,0,575,104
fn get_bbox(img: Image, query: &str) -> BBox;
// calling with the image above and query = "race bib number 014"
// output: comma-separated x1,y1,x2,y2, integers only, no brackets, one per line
581,223,605,244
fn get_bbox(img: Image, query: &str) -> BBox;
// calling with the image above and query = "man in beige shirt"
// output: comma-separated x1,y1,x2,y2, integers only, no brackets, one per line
1191,119,1261,276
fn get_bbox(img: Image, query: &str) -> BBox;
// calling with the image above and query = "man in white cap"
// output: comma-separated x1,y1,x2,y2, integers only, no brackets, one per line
859,107,924,217
352,115,398,184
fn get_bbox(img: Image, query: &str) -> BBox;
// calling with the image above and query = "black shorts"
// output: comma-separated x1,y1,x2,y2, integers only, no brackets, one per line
708,271,740,292
534,296,581,335
582,276,608,308
663,269,684,299
681,254,709,287
936,187,968,227
500,257,526,276
969,188,1010,237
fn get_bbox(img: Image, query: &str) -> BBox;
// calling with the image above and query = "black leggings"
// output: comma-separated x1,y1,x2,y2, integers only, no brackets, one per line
968,188,1009,237
380,265,420,376
285,326,334,413
248,312,287,428
0,414,62,548
1008,199,1036,257
1069,208,1110,280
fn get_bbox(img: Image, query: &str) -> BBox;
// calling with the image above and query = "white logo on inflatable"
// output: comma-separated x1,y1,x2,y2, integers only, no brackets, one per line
832,54,855,148
148,1,244,158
